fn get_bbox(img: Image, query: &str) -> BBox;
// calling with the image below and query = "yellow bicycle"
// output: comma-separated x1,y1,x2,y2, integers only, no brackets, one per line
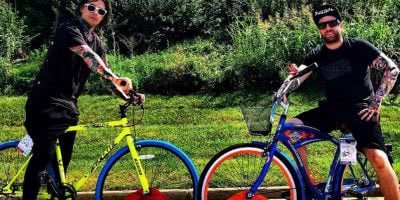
0,94,199,199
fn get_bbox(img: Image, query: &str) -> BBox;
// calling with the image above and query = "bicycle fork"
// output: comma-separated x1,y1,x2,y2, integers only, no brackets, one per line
126,134,151,194
245,142,279,199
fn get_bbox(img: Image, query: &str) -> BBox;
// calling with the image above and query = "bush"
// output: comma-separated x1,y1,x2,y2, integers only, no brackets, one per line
0,1,28,62
10,0,262,54
131,40,227,94
110,0,202,54
5,1,400,95
225,3,400,92
3,49,45,95
224,6,319,90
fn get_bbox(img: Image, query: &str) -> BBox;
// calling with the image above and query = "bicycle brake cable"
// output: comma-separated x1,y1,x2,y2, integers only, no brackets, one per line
131,104,145,137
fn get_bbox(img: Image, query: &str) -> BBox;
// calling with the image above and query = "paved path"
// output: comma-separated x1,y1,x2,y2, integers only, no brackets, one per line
75,191,384,200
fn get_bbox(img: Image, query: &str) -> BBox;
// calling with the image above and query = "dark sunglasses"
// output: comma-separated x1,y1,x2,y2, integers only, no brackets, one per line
317,19,340,30
84,4,107,16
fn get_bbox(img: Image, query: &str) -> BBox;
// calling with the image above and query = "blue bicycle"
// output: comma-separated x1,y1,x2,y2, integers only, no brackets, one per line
197,65,392,200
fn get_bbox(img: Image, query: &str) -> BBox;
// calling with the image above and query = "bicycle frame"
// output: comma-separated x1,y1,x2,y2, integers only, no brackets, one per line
246,101,376,199
2,111,152,198
59,117,151,194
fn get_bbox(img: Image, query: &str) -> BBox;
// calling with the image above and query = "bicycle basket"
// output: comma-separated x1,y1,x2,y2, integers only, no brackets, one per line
240,105,272,136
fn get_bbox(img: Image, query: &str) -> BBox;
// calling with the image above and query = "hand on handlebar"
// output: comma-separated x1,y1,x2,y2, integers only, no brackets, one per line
130,92,145,105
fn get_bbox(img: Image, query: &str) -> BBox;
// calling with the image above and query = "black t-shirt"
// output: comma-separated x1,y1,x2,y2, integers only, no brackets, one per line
303,38,380,108
27,18,105,114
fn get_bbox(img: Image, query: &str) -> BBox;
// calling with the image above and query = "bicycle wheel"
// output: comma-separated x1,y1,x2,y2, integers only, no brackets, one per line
95,140,198,200
198,143,303,200
336,152,379,198
0,140,26,198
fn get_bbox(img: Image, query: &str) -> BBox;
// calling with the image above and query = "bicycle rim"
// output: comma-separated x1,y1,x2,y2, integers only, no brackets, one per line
0,141,26,198
97,143,197,200
199,143,301,200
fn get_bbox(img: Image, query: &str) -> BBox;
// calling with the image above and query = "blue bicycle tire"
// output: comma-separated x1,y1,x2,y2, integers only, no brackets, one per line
0,140,26,198
95,139,199,200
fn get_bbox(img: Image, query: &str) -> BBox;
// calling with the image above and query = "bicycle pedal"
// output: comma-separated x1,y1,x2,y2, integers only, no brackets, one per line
346,189,366,199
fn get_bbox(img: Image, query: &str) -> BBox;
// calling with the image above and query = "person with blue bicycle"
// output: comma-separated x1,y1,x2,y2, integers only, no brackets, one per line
277,4,400,199
22,0,144,199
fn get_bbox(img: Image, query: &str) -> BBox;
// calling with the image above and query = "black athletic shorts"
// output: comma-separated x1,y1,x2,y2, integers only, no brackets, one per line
24,91,79,141
294,101,385,151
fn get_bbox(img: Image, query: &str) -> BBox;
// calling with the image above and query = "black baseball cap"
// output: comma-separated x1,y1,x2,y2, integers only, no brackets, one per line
313,4,342,24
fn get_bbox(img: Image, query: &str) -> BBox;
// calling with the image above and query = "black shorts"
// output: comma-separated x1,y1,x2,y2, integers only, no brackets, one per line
294,101,385,151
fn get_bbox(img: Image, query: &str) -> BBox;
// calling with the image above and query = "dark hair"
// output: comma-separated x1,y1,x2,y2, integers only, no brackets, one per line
76,0,111,27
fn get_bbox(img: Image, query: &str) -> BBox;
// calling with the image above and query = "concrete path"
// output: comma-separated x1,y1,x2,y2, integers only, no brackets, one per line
75,190,384,200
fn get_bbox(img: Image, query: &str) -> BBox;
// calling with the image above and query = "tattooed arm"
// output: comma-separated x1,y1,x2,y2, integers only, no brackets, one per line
275,64,313,100
359,53,399,121
70,45,117,81
70,45,135,100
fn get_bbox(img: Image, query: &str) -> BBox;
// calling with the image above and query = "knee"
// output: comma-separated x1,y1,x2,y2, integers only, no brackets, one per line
289,118,303,125
365,149,389,170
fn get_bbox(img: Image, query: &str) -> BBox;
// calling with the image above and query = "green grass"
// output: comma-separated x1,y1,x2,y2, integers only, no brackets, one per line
0,93,399,191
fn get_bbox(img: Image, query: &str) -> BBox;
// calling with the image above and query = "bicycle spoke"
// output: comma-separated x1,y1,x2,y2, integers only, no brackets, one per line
97,144,196,200
199,144,301,200
0,142,26,199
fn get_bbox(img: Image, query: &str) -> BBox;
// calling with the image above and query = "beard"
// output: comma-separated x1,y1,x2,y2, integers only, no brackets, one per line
321,30,341,44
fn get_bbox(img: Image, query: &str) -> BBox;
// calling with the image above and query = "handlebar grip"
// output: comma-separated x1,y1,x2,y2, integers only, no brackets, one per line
289,62,318,80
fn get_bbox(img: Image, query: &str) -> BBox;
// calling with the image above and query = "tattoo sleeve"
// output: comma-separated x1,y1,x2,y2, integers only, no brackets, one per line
369,53,399,108
276,78,301,98
70,45,117,81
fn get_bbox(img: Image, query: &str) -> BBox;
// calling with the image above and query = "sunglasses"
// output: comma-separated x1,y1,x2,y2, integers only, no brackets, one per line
84,3,107,16
317,19,340,30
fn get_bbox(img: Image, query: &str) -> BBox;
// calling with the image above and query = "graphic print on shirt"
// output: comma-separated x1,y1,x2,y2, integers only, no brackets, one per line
320,58,351,81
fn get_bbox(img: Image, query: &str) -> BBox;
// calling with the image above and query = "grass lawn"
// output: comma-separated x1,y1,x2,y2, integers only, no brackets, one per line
0,93,399,191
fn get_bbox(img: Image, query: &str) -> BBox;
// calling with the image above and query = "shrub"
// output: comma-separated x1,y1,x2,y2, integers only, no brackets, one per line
111,0,204,54
131,40,227,94
4,49,45,95
5,1,400,95
225,6,319,90
0,1,28,62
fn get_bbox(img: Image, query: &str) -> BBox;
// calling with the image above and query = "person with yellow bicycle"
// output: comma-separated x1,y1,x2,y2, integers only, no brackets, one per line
22,0,144,199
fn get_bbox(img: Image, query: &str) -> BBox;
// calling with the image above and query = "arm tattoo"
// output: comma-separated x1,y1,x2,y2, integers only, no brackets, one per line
370,53,399,108
286,78,301,92
276,78,301,98
70,45,116,81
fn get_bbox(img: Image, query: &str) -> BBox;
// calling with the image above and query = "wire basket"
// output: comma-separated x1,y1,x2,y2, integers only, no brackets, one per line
240,105,272,136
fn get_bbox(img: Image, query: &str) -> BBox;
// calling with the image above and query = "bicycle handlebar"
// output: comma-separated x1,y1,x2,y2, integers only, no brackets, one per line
119,91,144,118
